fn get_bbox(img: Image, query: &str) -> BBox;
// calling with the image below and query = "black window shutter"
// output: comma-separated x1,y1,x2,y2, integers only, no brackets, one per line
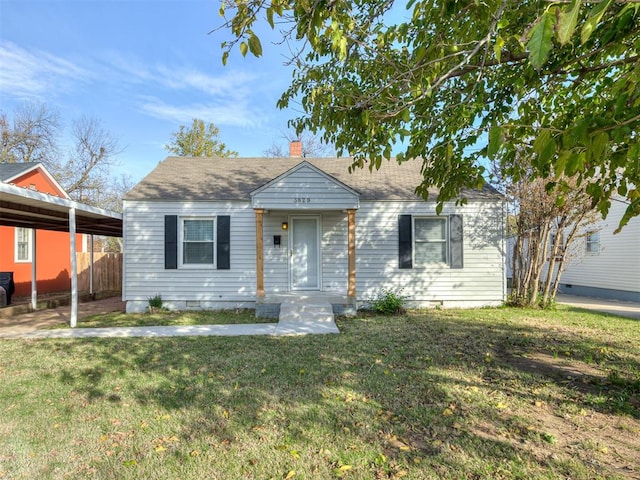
217,215,230,270
398,215,412,269
449,214,464,269
164,215,178,269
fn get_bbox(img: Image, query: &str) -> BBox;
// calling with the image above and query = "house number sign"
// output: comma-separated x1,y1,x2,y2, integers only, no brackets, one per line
293,195,311,204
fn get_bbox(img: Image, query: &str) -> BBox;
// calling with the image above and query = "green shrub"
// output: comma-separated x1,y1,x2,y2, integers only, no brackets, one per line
148,294,164,311
370,288,406,315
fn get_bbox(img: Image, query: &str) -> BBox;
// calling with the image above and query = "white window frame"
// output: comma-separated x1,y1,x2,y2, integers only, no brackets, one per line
586,231,600,254
413,217,448,266
178,217,216,268
15,227,32,263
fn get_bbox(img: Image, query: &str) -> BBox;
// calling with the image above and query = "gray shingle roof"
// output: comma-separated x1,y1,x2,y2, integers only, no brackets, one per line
125,157,500,202
0,162,41,182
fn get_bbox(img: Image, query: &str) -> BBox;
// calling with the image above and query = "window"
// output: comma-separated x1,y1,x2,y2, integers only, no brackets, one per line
15,227,32,262
414,217,448,265
165,215,230,270
181,218,215,266
586,231,600,254
399,214,463,269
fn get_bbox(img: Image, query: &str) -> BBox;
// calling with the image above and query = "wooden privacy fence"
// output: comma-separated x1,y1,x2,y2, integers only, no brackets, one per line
76,253,122,293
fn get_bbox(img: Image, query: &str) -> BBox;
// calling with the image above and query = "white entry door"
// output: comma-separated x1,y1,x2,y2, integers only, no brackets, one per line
290,216,320,290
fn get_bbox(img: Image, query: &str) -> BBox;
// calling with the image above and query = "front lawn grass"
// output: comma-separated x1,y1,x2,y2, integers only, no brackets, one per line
1,305,639,479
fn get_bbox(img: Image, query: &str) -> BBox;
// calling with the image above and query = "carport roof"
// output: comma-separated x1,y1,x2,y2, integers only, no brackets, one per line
0,182,122,237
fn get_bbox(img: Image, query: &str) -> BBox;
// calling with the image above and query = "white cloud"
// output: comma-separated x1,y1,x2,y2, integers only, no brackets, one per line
99,50,156,84
154,65,256,97
139,97,266,128
0,40,93,99
0,41,271,128
98,50,257,98
93,50,266,125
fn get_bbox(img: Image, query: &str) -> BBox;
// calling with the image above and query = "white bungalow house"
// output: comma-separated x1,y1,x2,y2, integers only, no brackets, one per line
122,153,506,316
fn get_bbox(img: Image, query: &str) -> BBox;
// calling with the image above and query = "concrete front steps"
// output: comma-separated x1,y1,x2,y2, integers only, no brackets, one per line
275,302,340,335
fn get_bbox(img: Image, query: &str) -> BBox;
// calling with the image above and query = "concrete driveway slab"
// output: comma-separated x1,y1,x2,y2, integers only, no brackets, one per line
556,294,640,320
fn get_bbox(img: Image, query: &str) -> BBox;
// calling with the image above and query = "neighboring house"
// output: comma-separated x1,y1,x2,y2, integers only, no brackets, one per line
123,153,505,315
557,198,640,302
0,162,84,300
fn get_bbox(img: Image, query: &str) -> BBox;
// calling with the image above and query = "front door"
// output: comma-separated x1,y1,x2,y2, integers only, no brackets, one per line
290,216,320,290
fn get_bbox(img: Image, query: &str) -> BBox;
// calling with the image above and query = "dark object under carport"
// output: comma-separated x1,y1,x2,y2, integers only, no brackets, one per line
0,272,15,305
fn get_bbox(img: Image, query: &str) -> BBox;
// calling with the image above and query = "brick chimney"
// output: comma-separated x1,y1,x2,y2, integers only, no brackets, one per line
289,140,302,158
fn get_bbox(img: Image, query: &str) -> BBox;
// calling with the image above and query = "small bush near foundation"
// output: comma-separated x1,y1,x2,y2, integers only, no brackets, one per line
370,288,406,315
148,294,164,312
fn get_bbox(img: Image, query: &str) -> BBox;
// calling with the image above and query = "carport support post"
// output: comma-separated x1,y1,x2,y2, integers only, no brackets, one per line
30,229,37,310
255,208,265,298
89,235,94,295
69,207,78,328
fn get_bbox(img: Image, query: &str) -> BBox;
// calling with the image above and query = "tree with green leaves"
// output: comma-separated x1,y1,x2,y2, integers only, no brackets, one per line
218,0,639,229
165,118,238,157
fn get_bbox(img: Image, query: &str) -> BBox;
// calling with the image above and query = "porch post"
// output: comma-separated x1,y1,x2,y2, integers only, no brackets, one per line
347,209,356,299
254,208,265,298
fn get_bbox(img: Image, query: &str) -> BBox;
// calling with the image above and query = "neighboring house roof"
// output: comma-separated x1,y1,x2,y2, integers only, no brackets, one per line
0,162,43,182
125,157,500,202
0,161,122,236
0,161,69,199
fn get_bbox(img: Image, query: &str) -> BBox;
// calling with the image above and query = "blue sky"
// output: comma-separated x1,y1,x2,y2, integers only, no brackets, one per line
0,0,303,183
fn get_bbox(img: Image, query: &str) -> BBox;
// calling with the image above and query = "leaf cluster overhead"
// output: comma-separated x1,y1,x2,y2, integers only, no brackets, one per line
219,0,639,226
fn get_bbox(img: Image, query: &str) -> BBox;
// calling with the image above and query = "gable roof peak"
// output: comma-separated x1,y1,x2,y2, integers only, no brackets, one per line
250,159,360,198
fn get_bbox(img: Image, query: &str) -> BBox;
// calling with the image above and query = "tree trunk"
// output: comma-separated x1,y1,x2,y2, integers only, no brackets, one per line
528,223,550,306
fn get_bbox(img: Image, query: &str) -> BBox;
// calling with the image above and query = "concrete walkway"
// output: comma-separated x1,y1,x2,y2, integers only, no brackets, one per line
0,296,341,340
0,322,342,340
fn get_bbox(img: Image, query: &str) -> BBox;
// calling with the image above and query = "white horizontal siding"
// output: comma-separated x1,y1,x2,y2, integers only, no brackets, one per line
355,200,505,305
560,200,640,293
263,212,289,293
123,200,256,303
124,197,506,309
252,164,359,210
322,212,348,292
